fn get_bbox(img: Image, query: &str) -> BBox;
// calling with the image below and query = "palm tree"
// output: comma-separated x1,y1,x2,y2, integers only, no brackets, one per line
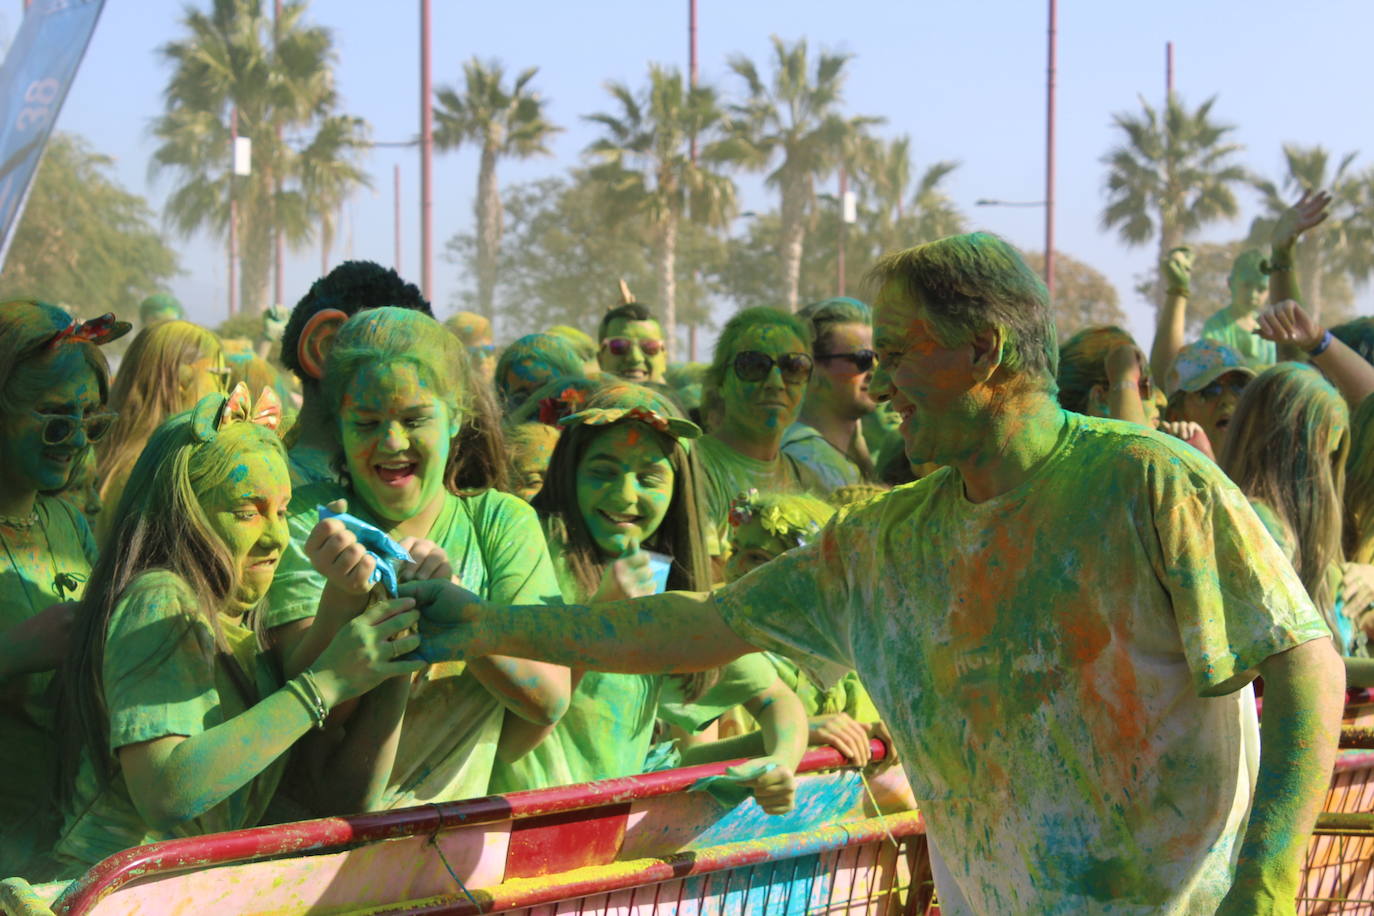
1246,144,1374,324
152,0,368,312
856,134,964,253
727,36,880,310
434,59,560,321
584,64,739,348
1100,94,1249,303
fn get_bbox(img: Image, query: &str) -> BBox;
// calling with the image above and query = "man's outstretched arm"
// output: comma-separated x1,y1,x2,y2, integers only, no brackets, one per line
400,580,759,675
1216,635,1344,914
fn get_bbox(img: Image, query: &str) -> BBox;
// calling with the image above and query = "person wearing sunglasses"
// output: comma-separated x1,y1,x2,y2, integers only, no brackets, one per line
1162,339,1255,460
596,304,668,385
694,308,827,564
782,298,879,494
0,300,125,879
402,233,1343,915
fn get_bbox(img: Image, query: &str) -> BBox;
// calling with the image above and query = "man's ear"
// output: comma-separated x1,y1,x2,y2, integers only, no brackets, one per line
968,326,1005,384
1088,383,1108,416
298,309,348,380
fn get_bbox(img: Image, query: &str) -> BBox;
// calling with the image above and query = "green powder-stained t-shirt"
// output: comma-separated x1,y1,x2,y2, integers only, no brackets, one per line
0,496,98,879
694,434,826,551
265,481,562,807
714,411,1328,914
1199,309,1276,368
781,422,865,495
54,571,283,875
489,535,781,793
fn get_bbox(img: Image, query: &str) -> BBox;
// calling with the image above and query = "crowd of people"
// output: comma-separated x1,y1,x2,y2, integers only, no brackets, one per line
0,187,1369,911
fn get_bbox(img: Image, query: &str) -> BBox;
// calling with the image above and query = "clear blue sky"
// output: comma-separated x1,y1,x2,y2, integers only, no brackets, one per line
34,0,1374,349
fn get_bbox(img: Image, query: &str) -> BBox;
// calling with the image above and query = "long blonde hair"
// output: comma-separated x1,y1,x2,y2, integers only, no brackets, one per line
96,320,222,508
1220,363,1349,635
1345,394,1374,564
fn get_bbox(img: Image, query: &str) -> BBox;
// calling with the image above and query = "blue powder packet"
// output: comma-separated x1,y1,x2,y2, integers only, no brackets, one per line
689,760,777,808
317,505,414,597
644,550,672,594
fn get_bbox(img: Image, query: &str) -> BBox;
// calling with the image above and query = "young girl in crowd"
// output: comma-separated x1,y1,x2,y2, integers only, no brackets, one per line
265,307,569,809
1220,363,1351,648
0,302,122,879
723,489,882,767
53,386,422,877
96,320,227,542
1056,326,1152,427
493,332,586,412
491,383,806,813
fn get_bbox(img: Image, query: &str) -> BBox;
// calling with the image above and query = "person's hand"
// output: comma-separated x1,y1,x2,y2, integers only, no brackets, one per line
810,713,872,766
591,543,656,603
304,499,376,597
1105,343,1147,385
1345,564,1374,638
729,758,797,815
397,578,489,663
0,601,77,678
1271,188,1331,253
396,537,453,585
1256,300,1323,352
308,598,425,708
866,720,901,772
1158,420,1204,442
1162,246,1194,296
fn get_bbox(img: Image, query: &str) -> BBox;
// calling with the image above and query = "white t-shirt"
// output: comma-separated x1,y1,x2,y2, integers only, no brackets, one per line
716,412,1328,914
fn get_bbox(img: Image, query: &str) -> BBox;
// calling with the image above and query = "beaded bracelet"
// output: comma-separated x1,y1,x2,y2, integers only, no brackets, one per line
1309,329,1334,358
287,670,330,730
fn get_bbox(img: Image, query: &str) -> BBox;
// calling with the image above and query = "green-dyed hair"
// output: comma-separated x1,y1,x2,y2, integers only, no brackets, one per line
494,333,586,411
546,325,598,363
97,320,223,510
1333,318,1374,366
865,232,1059,387
324,306,507,493
1228,249,1270,288
56,402,284,805
1056,325,1139,415
444,310,492,345
705,307,812,397
597,303,659,341
138,292,184,325
1219,363,1348,642
532,382,715,700
1345,393,1374,564
0,299,111,423
797,297,871,355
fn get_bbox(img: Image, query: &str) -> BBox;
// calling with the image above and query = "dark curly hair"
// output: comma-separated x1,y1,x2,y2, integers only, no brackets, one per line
280,260,432,382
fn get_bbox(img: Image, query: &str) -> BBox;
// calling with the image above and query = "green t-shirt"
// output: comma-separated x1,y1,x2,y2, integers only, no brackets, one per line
0,496,97,879
715,412,1328,913
490,535,780,793
781,422,865,495
694,434,826,550
1199,310,1276,368
265,482,561,807
54,571,283,875
286,444,335,489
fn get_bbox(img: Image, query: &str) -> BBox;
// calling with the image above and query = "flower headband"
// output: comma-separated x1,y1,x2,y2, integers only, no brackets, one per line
558,404,701,440
190,382,283,442
44,312,132,349
537,385,589,427
727,488,821,549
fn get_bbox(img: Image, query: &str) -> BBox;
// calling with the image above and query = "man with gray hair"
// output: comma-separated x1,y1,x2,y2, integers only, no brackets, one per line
404,232,1342,914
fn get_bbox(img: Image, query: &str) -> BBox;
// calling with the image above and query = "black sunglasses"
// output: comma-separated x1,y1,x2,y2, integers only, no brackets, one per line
31,410,117,446
733,350,813,384
815,349,878,374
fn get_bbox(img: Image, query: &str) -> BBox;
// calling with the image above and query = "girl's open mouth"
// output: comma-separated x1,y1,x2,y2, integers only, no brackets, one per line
375,462,418,486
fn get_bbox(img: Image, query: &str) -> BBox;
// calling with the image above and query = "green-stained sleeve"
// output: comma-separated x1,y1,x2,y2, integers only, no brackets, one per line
1155,469,1333,696
712,518,854,691
656,652,781,734
103,571,221,750
474,491,562,606
262,500,328,629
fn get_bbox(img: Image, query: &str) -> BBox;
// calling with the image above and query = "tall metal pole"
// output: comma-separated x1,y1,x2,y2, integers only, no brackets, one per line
1043,0,1057,299
394,164,403,273
837,167,848,296
273,0,284,307
419,0,434,299
1166,41,1174,98
229,106,239,316
686,0,699,361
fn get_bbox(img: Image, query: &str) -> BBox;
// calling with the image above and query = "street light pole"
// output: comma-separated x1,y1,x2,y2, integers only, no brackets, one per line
1044,0,1057,299
419,0,433,299
229,106,238,317
394,164,403,274
687,0,699,361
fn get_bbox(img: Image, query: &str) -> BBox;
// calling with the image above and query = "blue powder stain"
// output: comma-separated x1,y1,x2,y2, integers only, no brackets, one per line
229,464,249,482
